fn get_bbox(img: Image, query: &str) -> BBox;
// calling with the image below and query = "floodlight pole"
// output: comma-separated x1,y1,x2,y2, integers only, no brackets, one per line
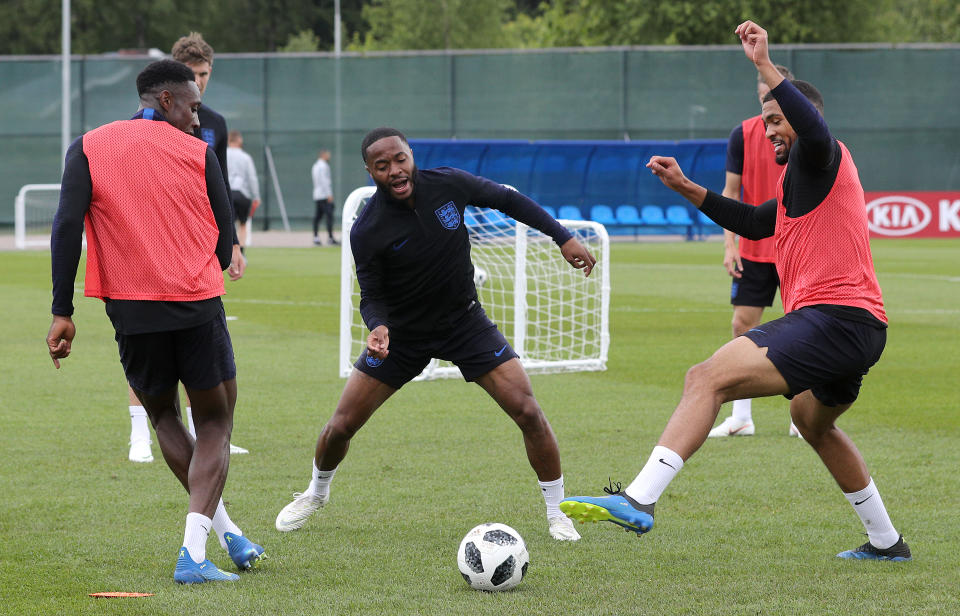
334,0,343,226
61,0,71,174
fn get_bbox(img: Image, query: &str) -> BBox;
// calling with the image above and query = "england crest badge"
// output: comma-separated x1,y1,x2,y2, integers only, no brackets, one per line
434,201,460,230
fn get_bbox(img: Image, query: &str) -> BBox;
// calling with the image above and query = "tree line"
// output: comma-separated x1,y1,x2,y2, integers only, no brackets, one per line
1,0,956,55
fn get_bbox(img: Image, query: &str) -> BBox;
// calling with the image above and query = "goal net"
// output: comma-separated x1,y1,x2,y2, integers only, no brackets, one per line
339,185,610,380
15,184,61,249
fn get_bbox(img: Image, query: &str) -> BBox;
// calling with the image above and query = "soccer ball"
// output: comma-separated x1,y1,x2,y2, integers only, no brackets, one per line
473,264,488,287
456,523,529,592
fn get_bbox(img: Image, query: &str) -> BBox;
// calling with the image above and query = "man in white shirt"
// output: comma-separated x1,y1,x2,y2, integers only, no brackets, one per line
226,130,260,251
311,149,336,245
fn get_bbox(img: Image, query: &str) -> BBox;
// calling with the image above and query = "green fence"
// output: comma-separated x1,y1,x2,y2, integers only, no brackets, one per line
2,44,958,230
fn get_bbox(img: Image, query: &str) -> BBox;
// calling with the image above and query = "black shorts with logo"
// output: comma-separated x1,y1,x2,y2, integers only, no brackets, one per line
116,307,236,395
354,304,518,389
743,306,886,406
730,257,779,307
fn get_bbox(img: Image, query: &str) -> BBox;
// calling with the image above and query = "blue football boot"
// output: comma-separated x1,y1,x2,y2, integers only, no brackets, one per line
224,532,266,571
173,547,240,584
837,535,912,561
560,480,654,535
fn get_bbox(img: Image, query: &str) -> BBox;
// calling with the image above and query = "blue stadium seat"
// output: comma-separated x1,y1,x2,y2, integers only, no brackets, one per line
558,205,585,221
640,205,668,226
697,210,722,237
541,205,558,219
666,205,695,240
615,204,643,226
589,204,618,226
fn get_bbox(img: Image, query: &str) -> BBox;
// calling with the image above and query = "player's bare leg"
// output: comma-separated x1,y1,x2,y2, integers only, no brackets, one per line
562,337,788,534
475,359,579,540
138,380,250,579
791,391,909,558
276,370,396,531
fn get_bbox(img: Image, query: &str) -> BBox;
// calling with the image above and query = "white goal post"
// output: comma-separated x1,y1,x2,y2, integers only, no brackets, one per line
15,184,62,249
339,185,610,380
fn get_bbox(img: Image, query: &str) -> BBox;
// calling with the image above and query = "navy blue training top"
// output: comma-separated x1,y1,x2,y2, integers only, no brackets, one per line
351,167,573,341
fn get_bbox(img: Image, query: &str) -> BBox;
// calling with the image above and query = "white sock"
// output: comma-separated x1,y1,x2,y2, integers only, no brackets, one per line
843,478,900,549
625,446,684,505
186,406,196,438
183,512,212,563
308,461,337,499
212,499,243,550
731,399,752,423
129,405,150,442
538,475,565,518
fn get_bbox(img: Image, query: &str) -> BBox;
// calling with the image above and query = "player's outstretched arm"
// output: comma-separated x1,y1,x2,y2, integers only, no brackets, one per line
646,156,708,207
559,237,597,277
366,325,390,360
735,21,784,91
46,315,76,369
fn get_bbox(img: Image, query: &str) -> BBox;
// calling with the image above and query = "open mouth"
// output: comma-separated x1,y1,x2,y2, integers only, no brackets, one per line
391,178,411,197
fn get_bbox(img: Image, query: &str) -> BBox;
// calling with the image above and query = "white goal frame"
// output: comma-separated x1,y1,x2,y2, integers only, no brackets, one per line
339,185,610,380
15,183,62,249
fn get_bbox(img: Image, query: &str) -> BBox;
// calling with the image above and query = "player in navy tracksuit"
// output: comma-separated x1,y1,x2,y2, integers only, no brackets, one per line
276,127,597,541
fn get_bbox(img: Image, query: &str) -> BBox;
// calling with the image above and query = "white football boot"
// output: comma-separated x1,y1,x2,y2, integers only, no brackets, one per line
548,515,581,541
128,439,154,463
707,416,755,438
276,492,328,531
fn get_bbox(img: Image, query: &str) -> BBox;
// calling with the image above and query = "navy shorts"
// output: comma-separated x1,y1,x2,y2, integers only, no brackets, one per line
354,304,518,389
731,257,779,307
743,306,886,406
116,309,237,395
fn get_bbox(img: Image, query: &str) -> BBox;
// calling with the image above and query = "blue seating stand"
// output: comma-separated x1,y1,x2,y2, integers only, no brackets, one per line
408,138,727,240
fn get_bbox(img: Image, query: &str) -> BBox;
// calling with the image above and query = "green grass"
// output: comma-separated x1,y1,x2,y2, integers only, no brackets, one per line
1,239,958,615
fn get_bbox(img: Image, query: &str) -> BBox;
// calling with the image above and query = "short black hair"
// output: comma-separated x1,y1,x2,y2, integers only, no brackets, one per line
763,79,824,114
136,59,195,97
361,127,408,163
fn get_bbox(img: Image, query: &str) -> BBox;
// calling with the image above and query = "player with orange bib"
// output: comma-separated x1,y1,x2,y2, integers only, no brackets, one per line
47,60,266,583
561,21,910,562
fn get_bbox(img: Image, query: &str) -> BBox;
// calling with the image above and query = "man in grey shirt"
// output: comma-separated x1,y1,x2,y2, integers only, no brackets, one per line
227,130,260,251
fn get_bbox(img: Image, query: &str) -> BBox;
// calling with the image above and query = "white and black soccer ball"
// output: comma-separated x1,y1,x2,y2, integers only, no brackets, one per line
456,522,529,592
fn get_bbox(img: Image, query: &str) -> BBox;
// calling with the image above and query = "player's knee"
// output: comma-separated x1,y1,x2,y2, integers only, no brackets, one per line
731,314,756,337
323,414,362,443
508,396,544,430
683,360,725,397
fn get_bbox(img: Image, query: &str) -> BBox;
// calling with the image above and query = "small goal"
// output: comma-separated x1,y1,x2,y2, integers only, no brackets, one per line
14,184,61,249
339,185,610,380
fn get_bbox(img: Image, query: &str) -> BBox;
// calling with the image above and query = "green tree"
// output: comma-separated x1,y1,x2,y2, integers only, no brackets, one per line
505,0,912,47
279,28,322,52
353,0,515,51
875,0,960,42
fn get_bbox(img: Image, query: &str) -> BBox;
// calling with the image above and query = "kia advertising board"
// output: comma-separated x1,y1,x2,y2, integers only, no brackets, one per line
864,192,960,238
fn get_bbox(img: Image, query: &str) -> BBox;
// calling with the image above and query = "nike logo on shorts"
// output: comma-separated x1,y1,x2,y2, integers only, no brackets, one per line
392,238,409,250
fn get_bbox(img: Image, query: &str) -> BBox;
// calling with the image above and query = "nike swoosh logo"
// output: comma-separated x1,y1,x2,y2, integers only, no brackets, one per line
658,458,676,469
854,494,873,506
392,238,408,250
494,344,508,357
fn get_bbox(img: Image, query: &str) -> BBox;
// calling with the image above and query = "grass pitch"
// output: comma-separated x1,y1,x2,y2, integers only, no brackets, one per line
1,239,958,615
